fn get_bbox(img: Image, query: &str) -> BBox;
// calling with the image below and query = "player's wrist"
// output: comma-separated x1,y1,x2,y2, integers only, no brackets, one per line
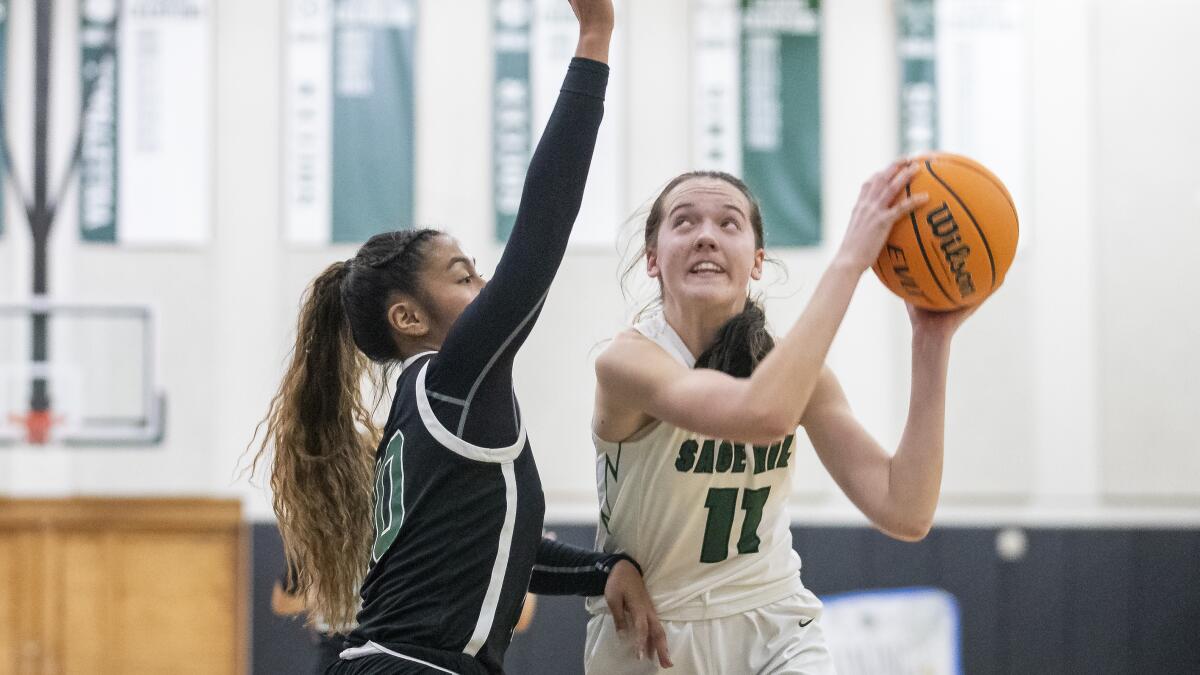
604,553,643,577
575,32,612,63
910,325,954,352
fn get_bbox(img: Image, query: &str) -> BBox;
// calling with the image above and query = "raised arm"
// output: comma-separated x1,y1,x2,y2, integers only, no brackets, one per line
424,3,612,439
596,161,929,445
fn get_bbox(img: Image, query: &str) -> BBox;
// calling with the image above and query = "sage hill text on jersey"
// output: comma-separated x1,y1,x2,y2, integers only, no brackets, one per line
674,435,796,475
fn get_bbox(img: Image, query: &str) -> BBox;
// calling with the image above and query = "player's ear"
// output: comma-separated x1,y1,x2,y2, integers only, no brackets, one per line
646,248,661,279
387,296,429,338
750,248,765,281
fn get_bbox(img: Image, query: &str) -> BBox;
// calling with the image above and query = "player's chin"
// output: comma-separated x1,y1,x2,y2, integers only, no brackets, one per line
676,275,739,304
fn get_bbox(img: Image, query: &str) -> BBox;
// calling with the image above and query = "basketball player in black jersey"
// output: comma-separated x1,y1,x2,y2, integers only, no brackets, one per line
250,1,671,673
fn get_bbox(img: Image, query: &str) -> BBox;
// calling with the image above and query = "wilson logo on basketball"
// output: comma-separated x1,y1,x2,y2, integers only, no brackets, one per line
927,203,976,298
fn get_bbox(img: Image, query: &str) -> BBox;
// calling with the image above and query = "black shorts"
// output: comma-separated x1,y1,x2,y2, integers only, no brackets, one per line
325,654,444,674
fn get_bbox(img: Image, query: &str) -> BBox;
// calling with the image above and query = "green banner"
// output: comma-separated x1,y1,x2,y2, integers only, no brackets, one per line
331,0,416,243
740,0,821,247
79,0,120,242
492,0,533,242
899,0,938,155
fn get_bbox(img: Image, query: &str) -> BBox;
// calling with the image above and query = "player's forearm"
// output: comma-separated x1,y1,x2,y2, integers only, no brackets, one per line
744,261,862,436
530,538,637,597
428,58,607,394
482,57,607,310
884,330,953,540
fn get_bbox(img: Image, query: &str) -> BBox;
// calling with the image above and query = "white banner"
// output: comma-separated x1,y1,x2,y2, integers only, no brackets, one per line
900,0,1028,234
692,0,742,174
284,0,334,246
494,0,625,248
80,0,213,245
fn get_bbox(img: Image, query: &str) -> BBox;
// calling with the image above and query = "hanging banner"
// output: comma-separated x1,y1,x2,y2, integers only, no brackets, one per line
694,0,822,247
491,0,624,247
693,0,742,174
493,0,532,242
898,0,1027,217
79,0,212,245
286,0,416,245
898,0,937,155
0,0,7,237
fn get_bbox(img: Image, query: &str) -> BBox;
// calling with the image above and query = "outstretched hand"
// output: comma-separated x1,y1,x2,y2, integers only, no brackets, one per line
605,560,672,668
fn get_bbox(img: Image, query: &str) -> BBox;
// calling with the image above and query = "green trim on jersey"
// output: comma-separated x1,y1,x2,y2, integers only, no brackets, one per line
599,442,622,534
372,431,406,562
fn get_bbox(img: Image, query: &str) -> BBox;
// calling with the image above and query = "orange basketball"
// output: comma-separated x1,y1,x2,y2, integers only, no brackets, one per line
872,153,1019,311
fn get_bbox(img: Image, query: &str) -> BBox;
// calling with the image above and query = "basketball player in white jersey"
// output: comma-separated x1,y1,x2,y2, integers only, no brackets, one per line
585,163,976,673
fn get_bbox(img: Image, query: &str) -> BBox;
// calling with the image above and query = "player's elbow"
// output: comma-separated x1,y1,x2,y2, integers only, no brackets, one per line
733,389,798,442
882,517,933,542
741,407,796,444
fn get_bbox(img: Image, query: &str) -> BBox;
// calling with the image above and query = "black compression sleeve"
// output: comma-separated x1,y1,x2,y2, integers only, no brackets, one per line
422,58,608,446
529,538,641,597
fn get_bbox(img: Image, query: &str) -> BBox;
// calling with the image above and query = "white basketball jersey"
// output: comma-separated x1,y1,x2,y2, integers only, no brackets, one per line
586,312,806,621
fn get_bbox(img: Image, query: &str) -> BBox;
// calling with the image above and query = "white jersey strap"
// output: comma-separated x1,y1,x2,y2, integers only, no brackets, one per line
633,311,697,368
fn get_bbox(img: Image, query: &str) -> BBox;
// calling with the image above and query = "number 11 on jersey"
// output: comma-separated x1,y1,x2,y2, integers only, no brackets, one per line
700,486,771,563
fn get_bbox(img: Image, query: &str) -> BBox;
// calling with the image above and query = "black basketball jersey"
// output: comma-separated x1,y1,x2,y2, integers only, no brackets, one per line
346,352,544,674
338,58,610,675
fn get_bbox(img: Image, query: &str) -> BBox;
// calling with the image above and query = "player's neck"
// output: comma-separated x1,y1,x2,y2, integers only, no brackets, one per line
660,297,743,361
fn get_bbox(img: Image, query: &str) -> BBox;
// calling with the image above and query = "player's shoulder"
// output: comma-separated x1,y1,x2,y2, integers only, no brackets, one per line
596,328,685,384
598,328,672,366
607,327,652,349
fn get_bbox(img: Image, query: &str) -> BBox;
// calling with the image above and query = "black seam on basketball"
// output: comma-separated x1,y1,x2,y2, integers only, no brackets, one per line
907,181,955,304
937,155,1019,244
937,156,1016,210
926,160,997,289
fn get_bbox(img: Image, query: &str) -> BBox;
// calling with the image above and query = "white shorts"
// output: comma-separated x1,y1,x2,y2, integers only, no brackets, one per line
584,590,837,675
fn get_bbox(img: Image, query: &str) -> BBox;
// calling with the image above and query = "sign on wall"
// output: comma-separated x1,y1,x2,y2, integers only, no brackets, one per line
79,0,212,245
492,0,624,247
694,0,822,247
0,0,7,237
286,0,416,245
898,0,1027,218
